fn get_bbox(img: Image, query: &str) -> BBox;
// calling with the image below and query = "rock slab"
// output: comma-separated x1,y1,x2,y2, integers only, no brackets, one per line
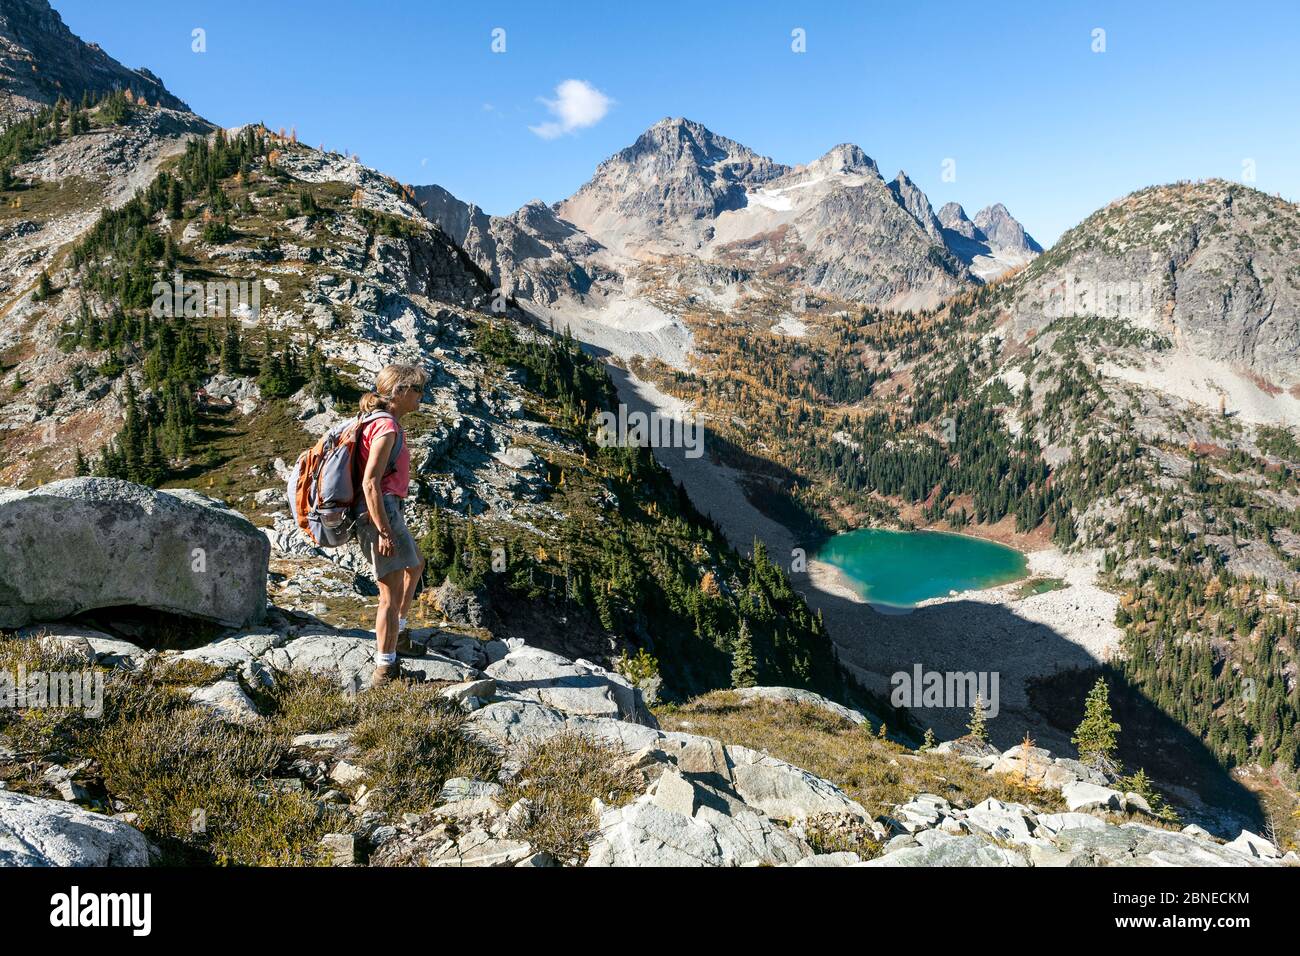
0,478,269,628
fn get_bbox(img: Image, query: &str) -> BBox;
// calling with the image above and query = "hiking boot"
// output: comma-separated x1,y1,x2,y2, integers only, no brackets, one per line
368,661,401,688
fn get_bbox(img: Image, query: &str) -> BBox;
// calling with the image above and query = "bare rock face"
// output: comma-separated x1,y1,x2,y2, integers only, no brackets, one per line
888,170,945,241
415,184,609,306
1010,180,1300,386
0,478,270,628
556,116,791,255
0,0,190,127
973,202,1043,256
938,201,1041,281
938,201,980,241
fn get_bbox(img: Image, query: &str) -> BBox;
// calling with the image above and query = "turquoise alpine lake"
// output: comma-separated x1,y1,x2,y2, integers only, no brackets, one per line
813,528,1028,608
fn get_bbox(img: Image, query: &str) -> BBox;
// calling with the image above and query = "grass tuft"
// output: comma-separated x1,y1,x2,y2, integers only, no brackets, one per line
351,681,499,816
502,731,642,865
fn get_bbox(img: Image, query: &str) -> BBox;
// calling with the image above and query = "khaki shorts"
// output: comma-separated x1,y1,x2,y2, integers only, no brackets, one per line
356,494,423,581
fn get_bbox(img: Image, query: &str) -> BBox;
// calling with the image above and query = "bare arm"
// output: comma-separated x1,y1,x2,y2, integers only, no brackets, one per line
362,431,396,554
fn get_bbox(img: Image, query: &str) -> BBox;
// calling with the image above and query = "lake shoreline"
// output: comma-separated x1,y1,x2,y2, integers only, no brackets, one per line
812,526,1030,609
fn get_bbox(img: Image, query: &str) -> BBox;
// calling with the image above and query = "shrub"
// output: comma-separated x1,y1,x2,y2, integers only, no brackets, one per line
351,682,499,816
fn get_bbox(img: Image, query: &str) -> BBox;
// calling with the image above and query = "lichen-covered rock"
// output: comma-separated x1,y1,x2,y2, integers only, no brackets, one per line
1055,822,1276,867
0,478,269,628
431,578,487,628
861,834,1028,867
585,791,812,867
725,744,869,822
0,791,154,866
486,645,655,726
188,678,262,725
1061,781,1123,813
731,686,868,726
262,629,479,692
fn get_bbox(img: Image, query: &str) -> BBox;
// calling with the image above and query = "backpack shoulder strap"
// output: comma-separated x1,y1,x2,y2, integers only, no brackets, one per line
356,411,403,475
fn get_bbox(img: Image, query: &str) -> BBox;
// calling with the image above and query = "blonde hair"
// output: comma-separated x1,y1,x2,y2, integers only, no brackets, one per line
360,363,428,413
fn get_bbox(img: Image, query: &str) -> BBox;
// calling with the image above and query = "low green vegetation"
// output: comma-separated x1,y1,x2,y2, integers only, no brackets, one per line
0,633,501,865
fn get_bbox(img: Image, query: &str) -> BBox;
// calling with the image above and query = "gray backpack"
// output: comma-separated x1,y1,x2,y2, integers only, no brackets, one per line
286,411,404,547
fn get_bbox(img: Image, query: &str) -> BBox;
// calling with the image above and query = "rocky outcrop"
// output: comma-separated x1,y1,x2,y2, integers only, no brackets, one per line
1011,180,1300,386
0,0,191,127
414,186,607,306
4,603,1293,869
730,685,869,725
431,578,487,629
871,789,1288,868
262,628,482,693
483,645,655,725
0,478,270,628
0,791,154,866
586,774,812,866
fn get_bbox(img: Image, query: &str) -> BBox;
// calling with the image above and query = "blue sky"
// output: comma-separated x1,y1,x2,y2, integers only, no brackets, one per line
55,0,1300,245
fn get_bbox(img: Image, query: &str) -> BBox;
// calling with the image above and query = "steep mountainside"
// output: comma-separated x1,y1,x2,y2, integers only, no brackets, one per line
0,0,190,128
625,178,1300,800
413,183,613,306
1013,180,1300,396
418,119,1040,377
0,107,849,706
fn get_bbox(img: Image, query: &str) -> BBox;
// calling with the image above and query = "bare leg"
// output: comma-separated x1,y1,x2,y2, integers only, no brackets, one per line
398,558,425,621
375,568,404,657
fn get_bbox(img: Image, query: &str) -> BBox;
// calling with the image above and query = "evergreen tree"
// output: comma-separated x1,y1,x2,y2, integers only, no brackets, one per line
220,321,242,374
168,178,184,219
730,619,757,688
1072,677,1121,767
967,694,989,743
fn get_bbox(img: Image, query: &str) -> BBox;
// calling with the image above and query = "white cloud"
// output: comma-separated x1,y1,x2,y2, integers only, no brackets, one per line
529,79,612,139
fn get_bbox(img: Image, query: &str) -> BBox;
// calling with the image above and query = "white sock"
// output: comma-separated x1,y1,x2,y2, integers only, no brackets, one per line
375,651,397,665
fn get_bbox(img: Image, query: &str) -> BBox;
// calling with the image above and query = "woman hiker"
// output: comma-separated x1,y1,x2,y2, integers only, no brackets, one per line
355,363,428,687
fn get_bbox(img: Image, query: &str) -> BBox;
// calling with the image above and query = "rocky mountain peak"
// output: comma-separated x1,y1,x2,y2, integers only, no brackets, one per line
809,143,878,177
610,116,784,179
556,117,788,254
937,201,977,238
888,169,943,240
0,0,192,127
973,202,1042,254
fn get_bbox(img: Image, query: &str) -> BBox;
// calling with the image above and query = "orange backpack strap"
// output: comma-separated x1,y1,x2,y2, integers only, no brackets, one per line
294,448,318,535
